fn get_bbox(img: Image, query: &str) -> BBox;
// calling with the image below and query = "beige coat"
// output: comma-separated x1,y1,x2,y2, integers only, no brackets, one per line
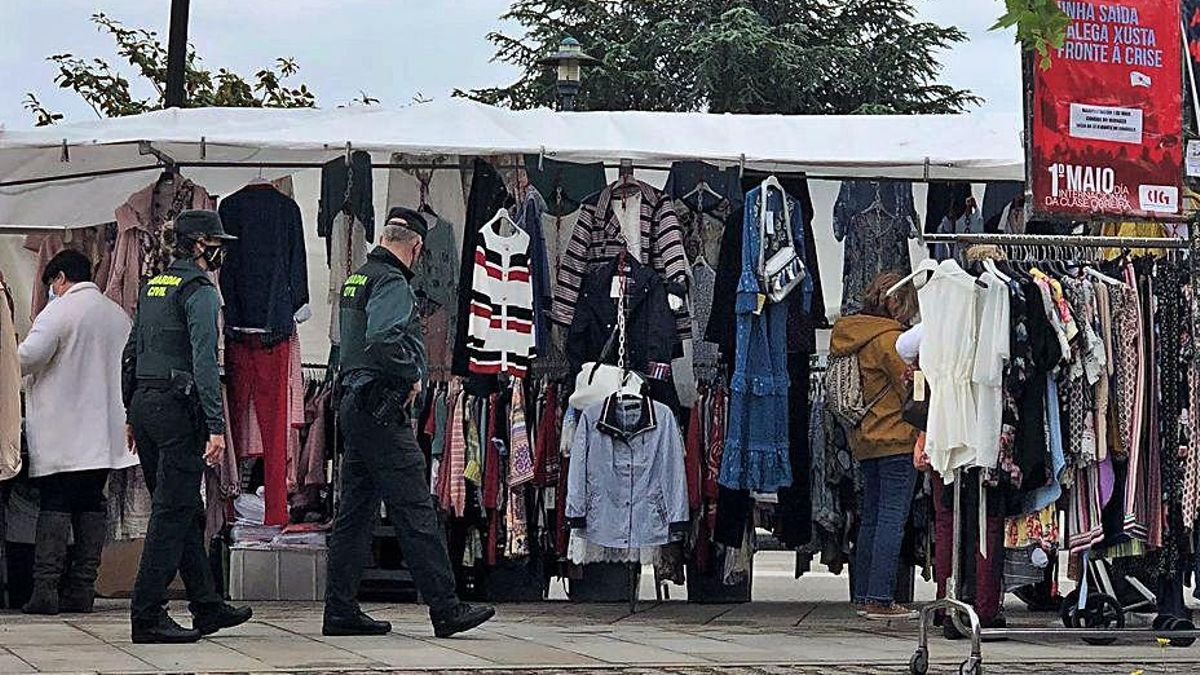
0,283,20,481
19,282,137,477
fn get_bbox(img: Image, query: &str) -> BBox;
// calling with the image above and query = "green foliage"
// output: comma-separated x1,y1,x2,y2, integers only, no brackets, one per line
991,0,1070,70
461,0,980,114
25,13,321,125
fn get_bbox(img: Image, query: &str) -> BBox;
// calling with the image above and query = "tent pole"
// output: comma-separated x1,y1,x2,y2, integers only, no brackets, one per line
0,164,164,188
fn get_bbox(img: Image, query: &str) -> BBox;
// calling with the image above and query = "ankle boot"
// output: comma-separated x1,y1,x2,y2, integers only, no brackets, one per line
23,511,73,615
60,512,108,613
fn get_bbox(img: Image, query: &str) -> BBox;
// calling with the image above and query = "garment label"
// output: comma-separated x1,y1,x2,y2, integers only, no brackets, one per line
913,371,926,401
610,278,623,299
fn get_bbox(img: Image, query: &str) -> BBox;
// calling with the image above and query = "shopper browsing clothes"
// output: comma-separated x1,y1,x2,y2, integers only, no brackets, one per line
17,251,137,614
123,210,252,643
830,270,921,620
324,207,494,638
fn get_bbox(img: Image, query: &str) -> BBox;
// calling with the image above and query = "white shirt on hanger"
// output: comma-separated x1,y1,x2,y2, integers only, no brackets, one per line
970,272,1011,471
918,259,980,481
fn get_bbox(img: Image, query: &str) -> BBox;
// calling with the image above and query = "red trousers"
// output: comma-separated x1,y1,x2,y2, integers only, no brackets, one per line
933,475,1004,624
227,338,291,526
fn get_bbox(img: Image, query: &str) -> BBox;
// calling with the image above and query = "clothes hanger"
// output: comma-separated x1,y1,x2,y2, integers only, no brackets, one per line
981,257,1010,284
681,178,723,213
483,207,521,237
887,258,937,296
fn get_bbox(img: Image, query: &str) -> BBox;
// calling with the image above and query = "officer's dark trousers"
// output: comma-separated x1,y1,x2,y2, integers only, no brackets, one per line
128,388,223,625
325,388,458,619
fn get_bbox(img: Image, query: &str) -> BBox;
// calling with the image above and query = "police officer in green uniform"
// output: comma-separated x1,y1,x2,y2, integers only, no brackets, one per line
323,207,494,638
123,210,253,644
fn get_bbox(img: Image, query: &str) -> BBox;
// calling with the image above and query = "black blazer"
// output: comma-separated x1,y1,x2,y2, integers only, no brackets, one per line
566,257,682,410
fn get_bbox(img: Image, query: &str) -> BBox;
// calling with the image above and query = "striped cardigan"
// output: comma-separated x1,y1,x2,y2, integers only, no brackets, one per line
551,180,691,339
467,223,536,378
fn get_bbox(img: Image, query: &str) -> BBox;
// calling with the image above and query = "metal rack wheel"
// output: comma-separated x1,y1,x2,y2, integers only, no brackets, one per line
958,655,983,675
909,647,929,675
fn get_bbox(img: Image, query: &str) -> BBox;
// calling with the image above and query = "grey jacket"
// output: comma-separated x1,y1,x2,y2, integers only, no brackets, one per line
566,396,689,549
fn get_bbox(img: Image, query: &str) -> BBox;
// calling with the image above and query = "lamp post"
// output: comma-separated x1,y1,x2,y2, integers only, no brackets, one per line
538,37,599,112
165,0,191,108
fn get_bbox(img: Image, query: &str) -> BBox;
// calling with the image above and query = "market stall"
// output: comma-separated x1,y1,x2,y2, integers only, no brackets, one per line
0,99,1025,605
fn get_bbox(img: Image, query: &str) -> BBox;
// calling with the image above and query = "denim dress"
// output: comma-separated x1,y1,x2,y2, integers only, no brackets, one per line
718,185,809,492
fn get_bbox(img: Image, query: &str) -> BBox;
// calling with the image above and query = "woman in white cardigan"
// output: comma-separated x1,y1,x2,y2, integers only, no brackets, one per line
18,250,137,614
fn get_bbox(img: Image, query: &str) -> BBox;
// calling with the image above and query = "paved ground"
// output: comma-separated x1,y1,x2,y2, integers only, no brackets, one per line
3,553,1198,674
0,598,1198,674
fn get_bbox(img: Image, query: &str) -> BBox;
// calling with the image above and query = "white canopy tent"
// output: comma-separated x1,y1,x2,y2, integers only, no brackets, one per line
0,98,1024,229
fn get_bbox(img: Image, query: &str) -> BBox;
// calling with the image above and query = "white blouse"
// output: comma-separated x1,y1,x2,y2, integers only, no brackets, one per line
918,259,980,480
971,272,1011,471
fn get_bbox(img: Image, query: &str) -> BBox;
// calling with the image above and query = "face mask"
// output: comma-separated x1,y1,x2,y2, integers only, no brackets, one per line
201,245,226,271
47,287,57,303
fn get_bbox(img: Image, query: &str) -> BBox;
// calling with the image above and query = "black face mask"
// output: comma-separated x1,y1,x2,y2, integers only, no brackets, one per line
201,245,226,271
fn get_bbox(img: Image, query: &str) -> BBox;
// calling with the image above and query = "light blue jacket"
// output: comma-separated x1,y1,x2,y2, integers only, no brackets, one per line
566,396,689,549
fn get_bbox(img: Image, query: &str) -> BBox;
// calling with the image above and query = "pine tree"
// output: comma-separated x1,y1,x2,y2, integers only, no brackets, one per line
462,0,982,114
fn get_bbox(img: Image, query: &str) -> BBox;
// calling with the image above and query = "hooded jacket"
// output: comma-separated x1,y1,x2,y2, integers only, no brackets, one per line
829,314,918,461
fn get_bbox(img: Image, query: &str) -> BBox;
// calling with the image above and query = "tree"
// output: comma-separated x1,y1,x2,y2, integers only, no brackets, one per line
461,0,980,114
991,0,1070,70
23,12,323,126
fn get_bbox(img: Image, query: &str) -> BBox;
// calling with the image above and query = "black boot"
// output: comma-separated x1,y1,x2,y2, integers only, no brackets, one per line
23,511,73,615
432,603,495,638
131,615,201,644
193,603,253,636
59,511,107,613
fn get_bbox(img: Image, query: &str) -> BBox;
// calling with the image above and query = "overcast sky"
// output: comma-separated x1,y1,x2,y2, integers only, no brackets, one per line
0,1,1020,128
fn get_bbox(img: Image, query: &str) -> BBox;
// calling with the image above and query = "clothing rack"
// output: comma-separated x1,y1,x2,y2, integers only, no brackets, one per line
921,232,1189,250
909,226,1200,675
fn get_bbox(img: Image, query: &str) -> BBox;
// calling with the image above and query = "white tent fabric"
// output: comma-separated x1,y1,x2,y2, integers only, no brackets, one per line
0,99,1023,228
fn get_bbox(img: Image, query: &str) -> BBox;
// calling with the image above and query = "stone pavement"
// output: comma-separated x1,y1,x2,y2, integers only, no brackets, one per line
1,599,1199,674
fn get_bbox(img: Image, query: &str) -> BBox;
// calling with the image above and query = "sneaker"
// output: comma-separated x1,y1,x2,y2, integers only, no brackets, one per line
852,602,867,617
432,603,495,638
864,603,919,621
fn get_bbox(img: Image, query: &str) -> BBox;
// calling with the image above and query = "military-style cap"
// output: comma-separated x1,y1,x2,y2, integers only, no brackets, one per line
174,209,236,240
385,206,429,239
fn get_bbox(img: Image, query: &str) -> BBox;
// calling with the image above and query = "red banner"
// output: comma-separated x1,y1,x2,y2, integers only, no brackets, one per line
1031,1,1183,218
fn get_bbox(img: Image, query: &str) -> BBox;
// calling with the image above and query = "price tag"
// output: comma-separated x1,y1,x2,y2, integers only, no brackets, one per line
754,293,766,315
667,293,684,311
764,209,777,235
913,371,926,401
610,278,622,298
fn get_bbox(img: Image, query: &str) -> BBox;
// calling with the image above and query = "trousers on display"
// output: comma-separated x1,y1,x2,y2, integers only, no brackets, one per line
325,385,458,619
227,337,291,526
128,387,223,624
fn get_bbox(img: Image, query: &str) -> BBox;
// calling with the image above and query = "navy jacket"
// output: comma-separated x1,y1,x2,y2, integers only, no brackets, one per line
218,186,309,340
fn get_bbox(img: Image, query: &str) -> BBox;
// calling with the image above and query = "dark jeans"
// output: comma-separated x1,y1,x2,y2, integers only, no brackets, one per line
39,469,110,514
853,453,918,604
325,387,458,619
128,388,223,625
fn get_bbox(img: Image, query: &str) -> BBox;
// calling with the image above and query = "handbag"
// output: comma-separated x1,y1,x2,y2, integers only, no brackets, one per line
901,370,930,431
569,262,644,410
756,179,806,304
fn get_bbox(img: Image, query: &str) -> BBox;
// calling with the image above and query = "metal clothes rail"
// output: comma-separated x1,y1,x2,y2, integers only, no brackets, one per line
907,227,1200,675
920,232,1189,249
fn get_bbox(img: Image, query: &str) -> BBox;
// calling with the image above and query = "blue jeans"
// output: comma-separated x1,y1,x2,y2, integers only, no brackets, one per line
853,454,918,604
